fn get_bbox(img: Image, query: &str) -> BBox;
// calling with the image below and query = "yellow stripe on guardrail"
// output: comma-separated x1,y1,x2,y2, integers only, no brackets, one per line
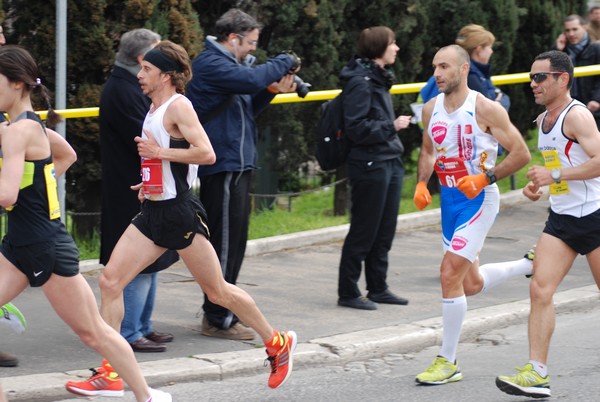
35,64,600,119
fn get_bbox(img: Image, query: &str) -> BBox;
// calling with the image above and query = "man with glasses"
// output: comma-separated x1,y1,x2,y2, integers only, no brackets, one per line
555,14,600,129
186,8,299,340
413,44,530,386
496,50,600,399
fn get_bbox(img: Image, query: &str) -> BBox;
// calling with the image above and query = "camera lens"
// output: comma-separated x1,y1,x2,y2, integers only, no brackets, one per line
293,75,311,98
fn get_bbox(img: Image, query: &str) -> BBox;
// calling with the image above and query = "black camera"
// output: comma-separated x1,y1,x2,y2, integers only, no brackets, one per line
276,50,310,98
293,75,311,98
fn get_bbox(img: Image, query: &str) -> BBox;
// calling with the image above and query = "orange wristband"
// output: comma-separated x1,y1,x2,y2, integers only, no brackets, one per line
267,85,279,94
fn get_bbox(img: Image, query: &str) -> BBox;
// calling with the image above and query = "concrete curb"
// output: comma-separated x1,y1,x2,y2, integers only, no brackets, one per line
3,284,597,401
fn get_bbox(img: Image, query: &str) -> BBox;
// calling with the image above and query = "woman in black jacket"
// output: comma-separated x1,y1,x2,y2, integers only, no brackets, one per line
337,26,412,310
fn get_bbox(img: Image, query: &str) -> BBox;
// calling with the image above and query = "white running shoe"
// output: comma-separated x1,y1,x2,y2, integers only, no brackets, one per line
148,388,172,402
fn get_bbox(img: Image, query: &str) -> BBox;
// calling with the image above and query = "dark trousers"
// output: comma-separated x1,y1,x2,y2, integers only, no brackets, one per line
338,157,404,299
199,170,252,329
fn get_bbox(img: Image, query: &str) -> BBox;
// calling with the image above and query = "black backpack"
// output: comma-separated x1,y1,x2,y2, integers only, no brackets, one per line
314,92,349,171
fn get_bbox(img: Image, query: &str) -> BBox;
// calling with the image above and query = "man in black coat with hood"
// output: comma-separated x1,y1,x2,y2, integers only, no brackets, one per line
556,14,600,128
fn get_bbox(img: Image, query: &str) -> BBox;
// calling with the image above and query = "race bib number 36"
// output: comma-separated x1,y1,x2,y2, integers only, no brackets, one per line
141,158,163,195
434,157,469,188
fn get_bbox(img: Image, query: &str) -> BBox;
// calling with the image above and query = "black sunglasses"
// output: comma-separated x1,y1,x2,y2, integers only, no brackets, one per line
529,72,564,83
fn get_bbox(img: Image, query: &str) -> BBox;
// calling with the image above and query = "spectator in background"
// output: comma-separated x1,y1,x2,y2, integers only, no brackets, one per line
336,26,412,310
419,24,510,111
99,28,178,354
555,14,600,129
587,6,600,41
186,8,298,340
455,24,510,111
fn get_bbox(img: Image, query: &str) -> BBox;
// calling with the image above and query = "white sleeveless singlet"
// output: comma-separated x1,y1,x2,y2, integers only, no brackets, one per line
428,90,499,188
142,93,198,201
538,99,600,217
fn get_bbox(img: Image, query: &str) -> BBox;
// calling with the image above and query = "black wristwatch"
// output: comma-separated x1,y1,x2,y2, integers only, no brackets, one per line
485,170,497,184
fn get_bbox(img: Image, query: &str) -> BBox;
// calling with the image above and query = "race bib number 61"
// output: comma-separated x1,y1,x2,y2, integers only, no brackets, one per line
434,157,469,187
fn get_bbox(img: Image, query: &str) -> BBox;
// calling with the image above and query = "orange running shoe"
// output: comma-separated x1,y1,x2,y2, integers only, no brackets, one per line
65,359,124,397
265,330,297,389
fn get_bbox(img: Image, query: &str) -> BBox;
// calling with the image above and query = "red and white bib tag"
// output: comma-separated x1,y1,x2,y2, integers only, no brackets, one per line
434,157,468,188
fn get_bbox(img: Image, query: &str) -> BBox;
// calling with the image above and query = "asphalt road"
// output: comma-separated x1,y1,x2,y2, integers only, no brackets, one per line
45,301,600,402
1,194,599,401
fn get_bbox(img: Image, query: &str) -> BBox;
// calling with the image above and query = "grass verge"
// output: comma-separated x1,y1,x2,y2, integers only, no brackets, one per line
248,134,543,240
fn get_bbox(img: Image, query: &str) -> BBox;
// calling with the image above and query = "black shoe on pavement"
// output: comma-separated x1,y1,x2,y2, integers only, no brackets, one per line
367,290,409,305
337,296,378,310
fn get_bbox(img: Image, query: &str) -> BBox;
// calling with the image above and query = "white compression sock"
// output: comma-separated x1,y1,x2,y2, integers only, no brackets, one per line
439,295,467,363
529,360,548,378
480,258,533,293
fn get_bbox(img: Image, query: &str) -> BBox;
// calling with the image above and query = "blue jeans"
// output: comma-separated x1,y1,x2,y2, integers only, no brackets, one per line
121,273,157,343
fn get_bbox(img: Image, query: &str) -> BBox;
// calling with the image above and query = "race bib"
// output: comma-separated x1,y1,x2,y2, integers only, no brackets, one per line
141,158,163,195
434,157,469,188
541,149,569,195
44,163,61,219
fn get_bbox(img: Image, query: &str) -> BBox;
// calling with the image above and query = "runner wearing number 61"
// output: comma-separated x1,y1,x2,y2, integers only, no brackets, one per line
412,44,531,386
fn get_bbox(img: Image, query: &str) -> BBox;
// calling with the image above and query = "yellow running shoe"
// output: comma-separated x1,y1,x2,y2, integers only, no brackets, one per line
524,245,536,278
496,363,550,398
416,355,463,385
524,245,536,262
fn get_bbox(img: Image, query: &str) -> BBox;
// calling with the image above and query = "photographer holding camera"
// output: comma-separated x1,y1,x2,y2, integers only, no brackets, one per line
186,8,299,340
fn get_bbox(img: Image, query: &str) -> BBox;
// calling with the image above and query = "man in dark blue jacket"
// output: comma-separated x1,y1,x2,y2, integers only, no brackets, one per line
187,8,299,340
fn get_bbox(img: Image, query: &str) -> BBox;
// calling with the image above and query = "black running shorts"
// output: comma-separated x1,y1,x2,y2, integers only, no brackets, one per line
132,190,210,250
0,224,80,287
543,208,600,255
